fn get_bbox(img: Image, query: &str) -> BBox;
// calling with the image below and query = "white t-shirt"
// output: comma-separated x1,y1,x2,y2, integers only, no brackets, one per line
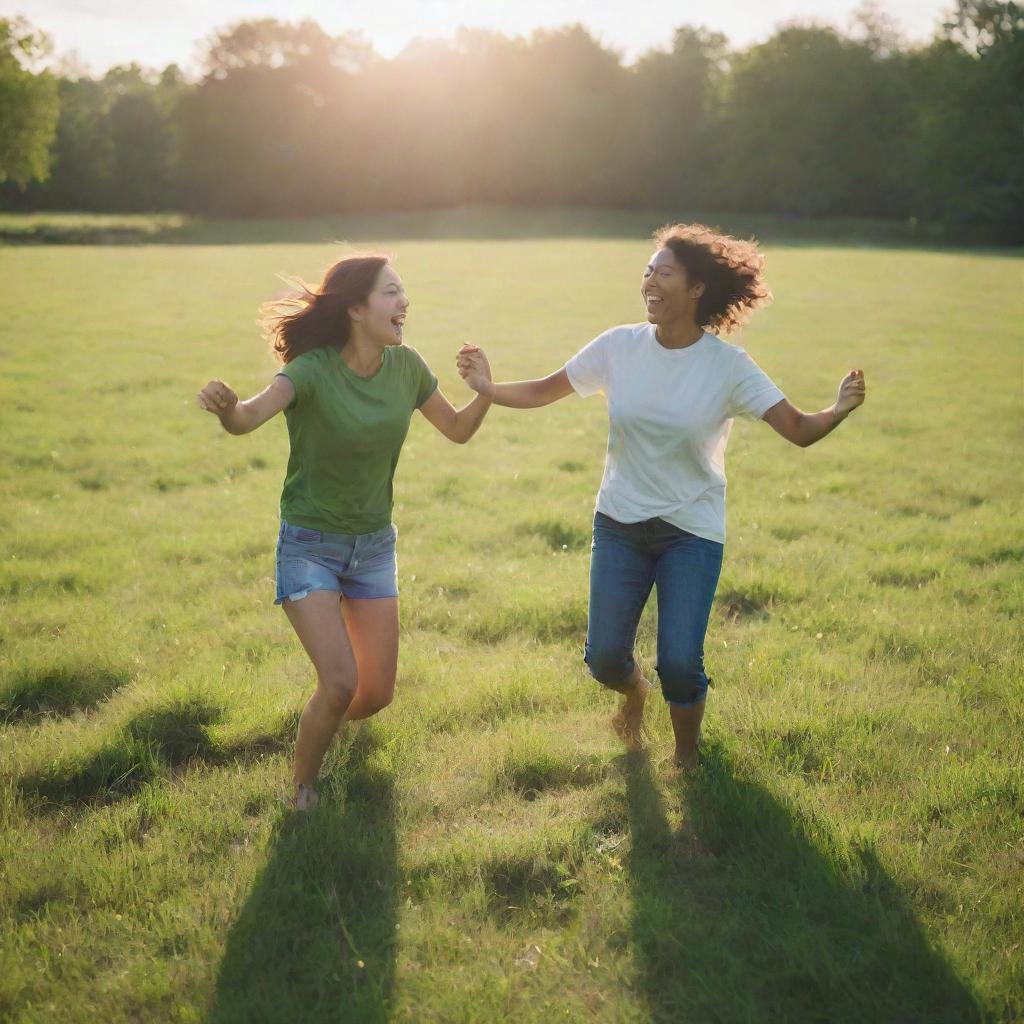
564,323,785,544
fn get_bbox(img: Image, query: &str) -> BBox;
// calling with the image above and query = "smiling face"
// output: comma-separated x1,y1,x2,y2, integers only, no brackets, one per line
641,247,704,326
350,264,409,346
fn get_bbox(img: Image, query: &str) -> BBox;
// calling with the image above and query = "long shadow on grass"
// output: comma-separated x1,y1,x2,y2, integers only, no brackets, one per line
0,664,131,723
18,696,297,809
622,743,982,1024
209,728,398,1024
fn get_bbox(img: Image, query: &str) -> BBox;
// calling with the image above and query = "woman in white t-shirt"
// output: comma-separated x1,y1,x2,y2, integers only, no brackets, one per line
457,223,866,768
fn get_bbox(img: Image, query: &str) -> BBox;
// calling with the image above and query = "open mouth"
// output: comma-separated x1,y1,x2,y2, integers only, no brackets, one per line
645,295,664,310
390,313,406,334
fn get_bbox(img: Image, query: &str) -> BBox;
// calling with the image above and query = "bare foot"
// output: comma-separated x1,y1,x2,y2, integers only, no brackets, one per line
611,679,651,747
293,783,320,811
671,750,699,771
670,730,702,772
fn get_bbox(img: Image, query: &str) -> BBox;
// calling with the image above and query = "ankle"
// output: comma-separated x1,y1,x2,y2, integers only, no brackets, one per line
294,782,319,810
625,677,650,700
674,732,701,762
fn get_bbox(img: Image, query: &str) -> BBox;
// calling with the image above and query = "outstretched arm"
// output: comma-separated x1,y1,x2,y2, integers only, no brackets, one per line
418,388,492,444
196,375,294,435
457,346,573,408
414,344,492,444
762,369,867,448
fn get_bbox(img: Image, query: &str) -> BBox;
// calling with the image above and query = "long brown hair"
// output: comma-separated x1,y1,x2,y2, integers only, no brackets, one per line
653,224,772,335
261,254,390,364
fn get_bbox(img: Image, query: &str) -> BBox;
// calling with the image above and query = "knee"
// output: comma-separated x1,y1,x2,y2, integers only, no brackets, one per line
365,689,395,716
656,656,708,706
316,670,357,716
584,643,634,690
345,672,398,720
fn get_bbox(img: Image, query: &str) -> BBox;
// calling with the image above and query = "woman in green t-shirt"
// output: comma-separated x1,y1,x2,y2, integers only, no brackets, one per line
197,254,492,810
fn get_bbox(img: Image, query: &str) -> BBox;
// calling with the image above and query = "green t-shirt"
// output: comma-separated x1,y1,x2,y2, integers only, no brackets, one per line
276,344,438,534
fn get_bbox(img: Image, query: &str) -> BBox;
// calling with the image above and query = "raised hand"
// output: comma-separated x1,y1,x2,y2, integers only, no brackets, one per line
197,379,239,416
835,369,866,416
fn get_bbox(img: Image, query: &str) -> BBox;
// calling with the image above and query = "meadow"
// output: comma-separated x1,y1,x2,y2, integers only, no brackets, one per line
1,215,1021,1023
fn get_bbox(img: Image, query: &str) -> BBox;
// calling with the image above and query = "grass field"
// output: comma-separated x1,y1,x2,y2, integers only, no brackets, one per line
0,207,971,248
1,216,1022,1023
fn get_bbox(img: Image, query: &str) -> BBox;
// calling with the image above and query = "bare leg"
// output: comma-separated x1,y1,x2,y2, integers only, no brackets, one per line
341,597,399,722
282,591,358,805
669,699,705,770
610,666,652,747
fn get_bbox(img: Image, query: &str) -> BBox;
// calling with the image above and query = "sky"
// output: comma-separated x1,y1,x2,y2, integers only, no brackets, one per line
20,0,952,75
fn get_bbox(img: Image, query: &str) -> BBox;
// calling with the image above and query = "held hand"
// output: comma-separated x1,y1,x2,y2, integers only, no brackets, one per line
455,343,481,377
197,379,239,417
456,346,492,396
835,369,866,417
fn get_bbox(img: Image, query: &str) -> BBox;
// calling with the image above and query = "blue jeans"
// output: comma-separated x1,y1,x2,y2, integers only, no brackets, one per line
585,511,724,707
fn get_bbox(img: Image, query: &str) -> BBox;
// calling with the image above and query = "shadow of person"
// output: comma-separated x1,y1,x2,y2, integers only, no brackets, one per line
210,727,398,1024
621,741,982,1024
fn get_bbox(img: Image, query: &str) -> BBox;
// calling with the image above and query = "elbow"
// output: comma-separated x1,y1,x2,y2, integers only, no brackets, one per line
792,413,812,448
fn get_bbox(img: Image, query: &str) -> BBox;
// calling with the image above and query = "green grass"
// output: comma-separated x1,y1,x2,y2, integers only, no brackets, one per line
1,216,1021,1022
0,212,187,244
3,206,1007,249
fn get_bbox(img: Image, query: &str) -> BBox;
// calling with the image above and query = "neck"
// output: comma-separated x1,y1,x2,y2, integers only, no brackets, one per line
342,331,385,375
654,319,704,349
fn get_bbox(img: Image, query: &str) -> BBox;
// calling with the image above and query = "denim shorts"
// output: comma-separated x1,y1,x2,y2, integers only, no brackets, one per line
585,510,724,707
274,520,399,604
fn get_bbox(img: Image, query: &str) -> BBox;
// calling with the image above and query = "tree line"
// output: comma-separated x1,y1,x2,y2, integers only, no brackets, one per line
1,3,1021,242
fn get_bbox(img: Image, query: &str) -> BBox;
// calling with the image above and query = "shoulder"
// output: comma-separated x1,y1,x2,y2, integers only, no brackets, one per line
392,344,430,369
701,332,736,355
702,333,751,369
582,322,648,353
283,347,330,374
394,343,423,361
603,322,648,344
279,348,330,394
301,346,332,364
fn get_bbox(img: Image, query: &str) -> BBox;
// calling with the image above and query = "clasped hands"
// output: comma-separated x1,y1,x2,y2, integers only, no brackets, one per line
456,344,493,398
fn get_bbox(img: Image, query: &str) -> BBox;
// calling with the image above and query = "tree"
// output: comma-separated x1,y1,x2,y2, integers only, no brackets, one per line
203,18,372,77
944,0,1023,52
631,27,730,207
712,25,910,217
2,62,186,212
106,65,183,210
848,1,906,57
904,2,1024,241
179,20,374,215
503,25,631,205
0,17,59,188
1,11,1020,240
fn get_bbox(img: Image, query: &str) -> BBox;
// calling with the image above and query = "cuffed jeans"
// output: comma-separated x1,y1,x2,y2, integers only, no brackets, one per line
585,511,724,707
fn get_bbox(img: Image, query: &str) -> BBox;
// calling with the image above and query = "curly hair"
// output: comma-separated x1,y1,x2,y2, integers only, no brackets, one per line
260,254,390,364
652,223,772,335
